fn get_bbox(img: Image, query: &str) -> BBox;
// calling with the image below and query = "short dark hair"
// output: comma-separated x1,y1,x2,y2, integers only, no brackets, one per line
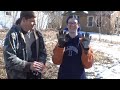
66,15,80,24
20,11,36,20
15,18,21,25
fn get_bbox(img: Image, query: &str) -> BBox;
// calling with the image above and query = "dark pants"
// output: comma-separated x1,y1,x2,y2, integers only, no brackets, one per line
27,71,41,79
58,72,86,79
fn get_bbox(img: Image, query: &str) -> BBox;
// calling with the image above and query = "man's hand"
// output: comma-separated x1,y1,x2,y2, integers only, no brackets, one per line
81,32,92,51
30,61,44,73
57,30,68,48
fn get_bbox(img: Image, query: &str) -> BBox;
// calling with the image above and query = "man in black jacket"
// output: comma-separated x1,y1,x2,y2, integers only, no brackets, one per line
3,11,47,79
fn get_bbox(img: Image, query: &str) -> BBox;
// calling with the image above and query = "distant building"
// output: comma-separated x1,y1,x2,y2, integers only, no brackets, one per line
62,11,120,34
0,11,20,30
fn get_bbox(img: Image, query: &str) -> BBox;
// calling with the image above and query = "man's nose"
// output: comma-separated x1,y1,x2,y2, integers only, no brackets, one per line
31,22,36,26
33,23,36,26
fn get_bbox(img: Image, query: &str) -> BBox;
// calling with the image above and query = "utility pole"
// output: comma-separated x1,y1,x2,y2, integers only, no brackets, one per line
99,11,102,41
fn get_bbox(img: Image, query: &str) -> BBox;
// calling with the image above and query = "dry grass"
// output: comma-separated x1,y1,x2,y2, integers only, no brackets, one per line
0,31,7,40
0,46,7,79
94,50,114,65
42,62,59,79
0,31,9,79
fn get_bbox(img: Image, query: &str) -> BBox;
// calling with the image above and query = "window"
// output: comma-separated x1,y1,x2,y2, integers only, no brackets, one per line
87,16,94,27
5,11,11,16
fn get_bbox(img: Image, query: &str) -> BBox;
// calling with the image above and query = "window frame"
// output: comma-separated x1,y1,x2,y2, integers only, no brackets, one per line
87,16,94,27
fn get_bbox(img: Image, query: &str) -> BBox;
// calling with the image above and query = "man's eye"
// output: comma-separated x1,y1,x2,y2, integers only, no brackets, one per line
68,22,77,25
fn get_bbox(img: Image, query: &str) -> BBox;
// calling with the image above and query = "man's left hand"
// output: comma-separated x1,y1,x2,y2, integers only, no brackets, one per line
81,32,92,50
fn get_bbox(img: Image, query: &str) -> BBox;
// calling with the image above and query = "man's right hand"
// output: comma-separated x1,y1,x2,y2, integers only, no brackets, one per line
30,61,44,72
57,30,68,48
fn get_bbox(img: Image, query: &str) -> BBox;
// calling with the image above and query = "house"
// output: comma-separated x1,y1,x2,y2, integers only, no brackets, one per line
0,11,20,30
61,11,120,34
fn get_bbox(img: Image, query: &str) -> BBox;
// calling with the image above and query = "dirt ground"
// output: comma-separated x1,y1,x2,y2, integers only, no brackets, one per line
0,31,7,79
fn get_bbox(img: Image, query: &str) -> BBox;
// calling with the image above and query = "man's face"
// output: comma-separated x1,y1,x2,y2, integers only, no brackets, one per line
67,18,79,32
24,17,36,31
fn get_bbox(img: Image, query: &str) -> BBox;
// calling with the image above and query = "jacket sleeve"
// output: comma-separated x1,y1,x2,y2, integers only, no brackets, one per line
3,29,31,72
81,44,94,69
52,44,64,65
81,46,94,69
80,39,94,69
37,31,47,64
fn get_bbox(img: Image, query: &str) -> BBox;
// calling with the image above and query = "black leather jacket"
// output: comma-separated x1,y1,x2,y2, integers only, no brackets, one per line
3,25,47,79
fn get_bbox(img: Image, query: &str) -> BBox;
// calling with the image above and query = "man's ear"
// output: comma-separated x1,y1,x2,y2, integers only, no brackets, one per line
22,17,26,22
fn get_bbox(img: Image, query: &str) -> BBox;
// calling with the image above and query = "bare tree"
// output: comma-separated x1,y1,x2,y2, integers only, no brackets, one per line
95,11,113,41
12,11,19,25
35,11,50,30
44,11,64,30
3,11,19,27
95,11,102,41
1,11,13,29
95,11,120,42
